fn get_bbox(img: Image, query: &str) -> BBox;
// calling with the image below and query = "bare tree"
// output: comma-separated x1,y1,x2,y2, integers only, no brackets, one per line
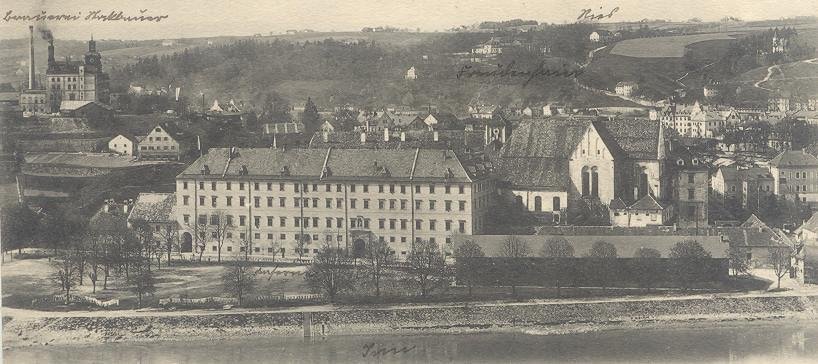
128,257,156,308
222,254,257,306
499,235,530,296
407,239,448,297
363,236,394,297
453,239,485,297
155,222,180,267
84,233,106,293
728,245,751,276
768,246,792,290
210,211,234,263
305,242,355,301
51,251,81,304
295,234,311,262
540,237,574,257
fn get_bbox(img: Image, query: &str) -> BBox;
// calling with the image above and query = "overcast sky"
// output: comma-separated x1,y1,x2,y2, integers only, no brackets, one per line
1,0,816,40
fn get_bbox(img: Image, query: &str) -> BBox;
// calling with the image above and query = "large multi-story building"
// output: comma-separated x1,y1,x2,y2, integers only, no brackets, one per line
175,147,494,259
769,150,818,205
44,37,109,112
653,102,741,138
672,153,708,228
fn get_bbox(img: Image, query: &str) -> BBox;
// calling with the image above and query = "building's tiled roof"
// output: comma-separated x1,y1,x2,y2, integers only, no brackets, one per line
740,214,767,229
495,157,568,190
453,234,727,258
128,193,176,223
769,150,818,167
502,118,588,158
798,212,818,233
308,130,486,154
628,194,665,211
594,119,661,160
179,147,482,182
609,198,628,210
535,225,788,249
59,100,94,111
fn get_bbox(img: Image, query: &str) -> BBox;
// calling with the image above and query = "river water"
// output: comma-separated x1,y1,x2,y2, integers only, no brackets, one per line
5,319,818,363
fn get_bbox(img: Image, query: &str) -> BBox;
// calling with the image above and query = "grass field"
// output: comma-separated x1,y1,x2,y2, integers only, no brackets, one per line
611,33,742,58
0,257,310,309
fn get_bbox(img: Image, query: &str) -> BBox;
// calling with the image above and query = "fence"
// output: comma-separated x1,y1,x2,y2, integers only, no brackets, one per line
32,294,120,307
158,297,238,306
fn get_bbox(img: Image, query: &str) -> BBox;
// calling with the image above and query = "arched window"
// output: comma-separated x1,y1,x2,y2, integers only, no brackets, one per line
591,167,599,198
534,196,542,211
553,196,561,211
581,167,590,196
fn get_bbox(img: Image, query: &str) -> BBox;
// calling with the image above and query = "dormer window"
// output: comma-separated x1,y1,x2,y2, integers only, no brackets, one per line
155,127,161,132
280,166,290,176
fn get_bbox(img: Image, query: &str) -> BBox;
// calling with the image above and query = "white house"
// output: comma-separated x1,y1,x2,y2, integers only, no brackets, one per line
589,30,612,42
615,81,639,97
405,66,417,80
109,134,137,156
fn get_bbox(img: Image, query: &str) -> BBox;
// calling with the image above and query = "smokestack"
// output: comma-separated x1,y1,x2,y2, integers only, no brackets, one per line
28,26,35,90
47,40,55,65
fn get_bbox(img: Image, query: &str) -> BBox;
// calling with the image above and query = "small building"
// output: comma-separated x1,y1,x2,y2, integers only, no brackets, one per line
59,100,113,123
263,122,304,135
609,194,672,227
19,89,47,115
127,192,178,243
138,123,187,161
108,134,138,156
405,66,417,80
796,212,818,245
673,153,708,228
615,81,639,97
589,30,613,42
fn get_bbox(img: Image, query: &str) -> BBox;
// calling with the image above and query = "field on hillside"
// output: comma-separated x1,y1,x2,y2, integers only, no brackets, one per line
610,33,742,58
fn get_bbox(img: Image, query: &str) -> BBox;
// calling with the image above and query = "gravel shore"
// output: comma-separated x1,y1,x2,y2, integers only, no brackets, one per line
4,294,818,349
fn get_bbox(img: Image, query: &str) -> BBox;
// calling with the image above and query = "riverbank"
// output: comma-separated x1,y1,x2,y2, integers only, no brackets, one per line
4,293,818,349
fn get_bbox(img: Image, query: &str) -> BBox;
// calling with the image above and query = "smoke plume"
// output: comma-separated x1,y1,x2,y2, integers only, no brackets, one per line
36,24,53,42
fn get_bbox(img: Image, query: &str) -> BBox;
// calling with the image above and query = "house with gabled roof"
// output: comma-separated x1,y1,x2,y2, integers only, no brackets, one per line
138,123,189,161
608,194,672,227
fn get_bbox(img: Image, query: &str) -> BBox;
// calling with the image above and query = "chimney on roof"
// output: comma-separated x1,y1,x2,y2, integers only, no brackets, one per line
433,131,439,142
360,132,367,144
384,128,389,142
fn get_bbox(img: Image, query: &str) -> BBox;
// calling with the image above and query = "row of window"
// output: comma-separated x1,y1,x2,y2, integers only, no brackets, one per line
141,145,176,150
51,77,80,82
185,213,467,233
183,180,468,195
185,194,468,211
147,136,171,142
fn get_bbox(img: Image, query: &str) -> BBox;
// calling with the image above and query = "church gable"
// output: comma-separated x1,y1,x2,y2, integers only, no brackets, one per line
570,123,615,162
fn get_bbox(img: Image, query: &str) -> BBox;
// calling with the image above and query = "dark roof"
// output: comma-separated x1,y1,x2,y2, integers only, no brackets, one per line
769,150,818,167
496,157,569,190
609,198,628,210
501,118,588,159
179,147,484,182
128,193,176,223
594,119,661,160
453,235,727,258
628,194,666,211
308,130,486,154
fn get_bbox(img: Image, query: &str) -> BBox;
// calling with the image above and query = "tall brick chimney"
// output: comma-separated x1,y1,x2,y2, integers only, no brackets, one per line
28,26,35,89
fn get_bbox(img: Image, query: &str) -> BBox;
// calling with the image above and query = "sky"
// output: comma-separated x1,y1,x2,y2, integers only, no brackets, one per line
1,0,817,40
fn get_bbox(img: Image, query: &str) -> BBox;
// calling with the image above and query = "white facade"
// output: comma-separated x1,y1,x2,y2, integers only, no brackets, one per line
109,134,136,156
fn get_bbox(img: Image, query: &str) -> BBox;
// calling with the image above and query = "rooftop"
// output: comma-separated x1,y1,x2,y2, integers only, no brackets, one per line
128,193,176,223
769,150,818,168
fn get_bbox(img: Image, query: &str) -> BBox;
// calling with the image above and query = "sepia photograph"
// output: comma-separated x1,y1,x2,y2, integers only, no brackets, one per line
1,0,818,362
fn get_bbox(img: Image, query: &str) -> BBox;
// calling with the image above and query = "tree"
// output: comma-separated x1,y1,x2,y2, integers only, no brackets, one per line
84,233,107,293
363,237,394,297
728,246,751,276
295,235,311,261
51,251,81,304
587,240,618,292
540,237,574,297
633,247,662,291
540,237,574,257
305,242,355,301
407,239,449,297
453,239,485,297
669,240,712,289
0,204,40,256
768,246,792,290
302,97,321,137
222,255,257,306
155,223,180,267
499,235,530,296
128,258,156,308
